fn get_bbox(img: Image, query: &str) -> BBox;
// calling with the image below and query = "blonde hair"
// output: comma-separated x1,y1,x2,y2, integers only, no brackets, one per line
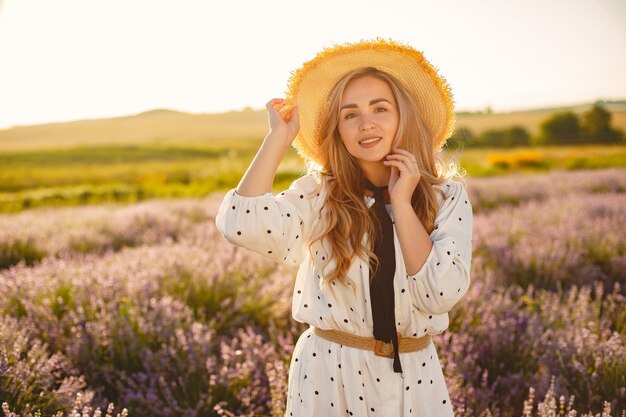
304,67,465,293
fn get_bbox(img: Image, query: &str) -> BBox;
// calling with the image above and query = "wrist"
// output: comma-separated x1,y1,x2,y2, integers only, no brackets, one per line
266,129,294,149
390,199,414,216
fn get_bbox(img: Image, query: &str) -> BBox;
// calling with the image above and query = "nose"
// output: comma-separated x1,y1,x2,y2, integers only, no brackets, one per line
359,114,375,131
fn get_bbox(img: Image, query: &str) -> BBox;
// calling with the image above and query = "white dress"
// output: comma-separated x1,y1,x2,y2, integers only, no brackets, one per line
214,174,473,417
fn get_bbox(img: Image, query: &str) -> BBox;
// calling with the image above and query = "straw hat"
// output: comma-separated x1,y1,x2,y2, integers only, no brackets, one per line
282,38,456,166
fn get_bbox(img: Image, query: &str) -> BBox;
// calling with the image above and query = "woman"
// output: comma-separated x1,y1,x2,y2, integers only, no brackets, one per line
215,39,473,417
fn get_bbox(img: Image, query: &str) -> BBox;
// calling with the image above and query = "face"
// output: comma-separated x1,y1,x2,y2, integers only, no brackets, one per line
337,75,399,172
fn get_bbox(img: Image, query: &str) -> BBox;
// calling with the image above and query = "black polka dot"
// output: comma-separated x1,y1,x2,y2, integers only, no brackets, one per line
426,294,429,298
312,352,316,357
286,213,291,217
440,292,444,296
264,206,268,210
328,303,332,307
447,251,451,255
344,319,348,323
422,362,426,366
315,390,319,395
418,379,422,384
297,289,301,294
300,195,304,199
359,396,363,400
237,231,241,235
429,315,432,319
267,230,272,234
459,217,462,221
436,262,440,266
231,206,235,209
376,378,380,382
268,250,272,254
246,209,250,213
304,304,308,308
401,289,406,293
443,400,447,404
371,408,375,412
406,386,410,390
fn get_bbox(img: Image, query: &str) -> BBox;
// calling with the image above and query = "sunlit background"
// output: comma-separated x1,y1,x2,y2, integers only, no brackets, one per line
0,0,625,129
1,2,626,416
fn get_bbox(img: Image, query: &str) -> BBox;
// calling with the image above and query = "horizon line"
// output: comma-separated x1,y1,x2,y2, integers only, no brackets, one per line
1,97,625,131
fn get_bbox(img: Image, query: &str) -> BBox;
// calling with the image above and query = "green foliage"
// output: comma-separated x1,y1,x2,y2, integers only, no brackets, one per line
538,112,581,145
580,103,625,143
538,103,625,145
0,238,47,269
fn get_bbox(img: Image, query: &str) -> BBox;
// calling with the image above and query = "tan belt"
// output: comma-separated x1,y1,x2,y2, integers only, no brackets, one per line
312,327,431,359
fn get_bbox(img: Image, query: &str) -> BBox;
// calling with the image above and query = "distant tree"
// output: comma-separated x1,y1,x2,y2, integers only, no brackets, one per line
445,127,475,149
474,126,531,147
580,102,624,143
538,112,580,145
506,126,531,146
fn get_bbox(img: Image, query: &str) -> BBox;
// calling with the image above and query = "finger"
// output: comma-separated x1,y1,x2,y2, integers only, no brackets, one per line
266,98,285,109
392,147,418,159
386,154,417,169
382,160,409,172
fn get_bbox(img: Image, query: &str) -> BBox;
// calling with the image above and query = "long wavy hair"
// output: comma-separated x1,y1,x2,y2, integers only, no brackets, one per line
305,67,465,293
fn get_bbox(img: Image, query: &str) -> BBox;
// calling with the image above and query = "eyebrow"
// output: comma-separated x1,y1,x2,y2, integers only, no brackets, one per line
340,98,392,111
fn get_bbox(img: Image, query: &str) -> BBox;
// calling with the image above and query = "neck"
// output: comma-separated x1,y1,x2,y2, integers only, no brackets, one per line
359,162,390,187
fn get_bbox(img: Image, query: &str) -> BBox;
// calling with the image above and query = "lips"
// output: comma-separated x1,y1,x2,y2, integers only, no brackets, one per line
359,136,382,144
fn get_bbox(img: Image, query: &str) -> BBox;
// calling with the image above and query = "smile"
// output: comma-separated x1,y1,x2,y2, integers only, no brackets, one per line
359,137,382,147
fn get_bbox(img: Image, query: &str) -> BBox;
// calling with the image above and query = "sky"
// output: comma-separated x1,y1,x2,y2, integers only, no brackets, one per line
0,0,625,129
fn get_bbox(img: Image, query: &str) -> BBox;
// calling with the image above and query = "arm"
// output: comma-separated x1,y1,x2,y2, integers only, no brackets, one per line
392,202,433,276
401,181,474,315
236,98,299,196
215,99,316,266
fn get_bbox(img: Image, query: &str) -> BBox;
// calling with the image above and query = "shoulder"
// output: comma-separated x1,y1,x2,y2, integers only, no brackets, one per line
277,173,325,210
288,173,322,194
433,178,470,205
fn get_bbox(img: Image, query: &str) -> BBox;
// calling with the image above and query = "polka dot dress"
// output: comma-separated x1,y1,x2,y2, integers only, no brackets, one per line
215,174,473,417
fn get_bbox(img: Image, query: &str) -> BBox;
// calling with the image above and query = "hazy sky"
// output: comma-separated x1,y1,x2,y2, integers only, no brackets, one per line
0,0,625,129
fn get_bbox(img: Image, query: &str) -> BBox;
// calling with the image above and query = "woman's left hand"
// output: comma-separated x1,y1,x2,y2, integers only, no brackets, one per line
383,147,421,203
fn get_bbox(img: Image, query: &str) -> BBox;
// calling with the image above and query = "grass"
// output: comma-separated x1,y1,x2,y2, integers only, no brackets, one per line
1,142,625,213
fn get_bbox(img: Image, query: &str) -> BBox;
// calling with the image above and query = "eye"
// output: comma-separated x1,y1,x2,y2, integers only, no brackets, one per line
375,107,387,113
344,112,357,120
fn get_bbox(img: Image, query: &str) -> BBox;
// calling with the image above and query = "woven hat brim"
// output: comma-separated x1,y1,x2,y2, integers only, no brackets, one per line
284,39,456,165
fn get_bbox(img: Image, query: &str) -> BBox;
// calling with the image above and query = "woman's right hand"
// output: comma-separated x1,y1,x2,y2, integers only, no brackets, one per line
266,98,299,146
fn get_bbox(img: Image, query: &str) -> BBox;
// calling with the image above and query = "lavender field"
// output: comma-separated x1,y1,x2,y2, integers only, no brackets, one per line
1,168,625,417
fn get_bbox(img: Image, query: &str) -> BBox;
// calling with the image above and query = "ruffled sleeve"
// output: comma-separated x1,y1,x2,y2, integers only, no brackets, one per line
214,174,320,266
406,180,473,315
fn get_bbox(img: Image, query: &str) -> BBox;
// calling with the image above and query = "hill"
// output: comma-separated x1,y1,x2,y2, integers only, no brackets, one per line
1,101,625,153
